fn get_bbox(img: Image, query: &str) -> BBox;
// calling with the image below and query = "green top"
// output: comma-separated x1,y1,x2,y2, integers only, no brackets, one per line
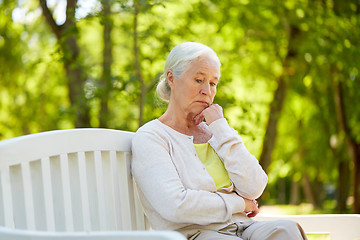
194,142,232,190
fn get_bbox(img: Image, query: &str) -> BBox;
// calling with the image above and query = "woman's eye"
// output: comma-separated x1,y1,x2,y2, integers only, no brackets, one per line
210,82,217,86
195,79,202,83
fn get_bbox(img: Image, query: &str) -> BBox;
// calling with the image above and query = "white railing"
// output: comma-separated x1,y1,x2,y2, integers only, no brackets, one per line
255,214,360,240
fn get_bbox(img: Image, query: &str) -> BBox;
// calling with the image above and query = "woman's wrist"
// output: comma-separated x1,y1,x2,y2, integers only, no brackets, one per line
217,192,245,214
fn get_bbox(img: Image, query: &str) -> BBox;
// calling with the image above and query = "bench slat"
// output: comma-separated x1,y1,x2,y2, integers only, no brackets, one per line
118,152,132,230
110,151,121,230
21,162,35,230
78,152,91,231
41,157,55,231
94,151,106,230
1,167,14,228
133,178,146,230
60,154,74,231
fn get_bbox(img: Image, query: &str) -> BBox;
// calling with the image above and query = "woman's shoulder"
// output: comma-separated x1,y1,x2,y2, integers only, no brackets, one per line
134,118,190,143
132,119,177,153
134,119,170,140
136,119,159,132
136,118,175,134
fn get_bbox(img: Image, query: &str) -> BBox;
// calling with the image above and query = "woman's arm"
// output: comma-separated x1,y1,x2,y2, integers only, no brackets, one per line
131,131,245,225
209,118,268,199
197,104,268,200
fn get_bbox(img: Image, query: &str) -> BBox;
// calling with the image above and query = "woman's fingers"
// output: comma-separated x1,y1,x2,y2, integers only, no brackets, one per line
193,104,224,125
193,112,205,125
201,104,224,125
247,208,259,218
244,198,259,218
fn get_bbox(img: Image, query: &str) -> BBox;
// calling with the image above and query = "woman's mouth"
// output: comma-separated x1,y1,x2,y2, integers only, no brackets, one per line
196,101,209,107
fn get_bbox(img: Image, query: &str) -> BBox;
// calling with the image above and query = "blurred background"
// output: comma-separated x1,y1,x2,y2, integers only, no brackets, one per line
1,0,359,215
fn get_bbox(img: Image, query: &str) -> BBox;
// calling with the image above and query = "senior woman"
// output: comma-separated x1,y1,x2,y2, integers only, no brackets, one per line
131,42,307,240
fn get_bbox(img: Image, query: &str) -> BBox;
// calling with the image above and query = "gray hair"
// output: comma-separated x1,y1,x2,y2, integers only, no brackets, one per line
156,42,221,102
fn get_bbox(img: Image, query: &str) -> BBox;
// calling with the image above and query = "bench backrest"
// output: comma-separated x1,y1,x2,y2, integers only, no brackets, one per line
0,129,148,232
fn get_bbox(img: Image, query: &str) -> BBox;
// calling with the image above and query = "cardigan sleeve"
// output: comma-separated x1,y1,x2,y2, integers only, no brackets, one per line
131,130,245,225
208,118,268,200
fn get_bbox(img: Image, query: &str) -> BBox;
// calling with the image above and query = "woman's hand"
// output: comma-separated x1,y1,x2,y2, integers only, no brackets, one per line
194,104,224,125
243,198,259,218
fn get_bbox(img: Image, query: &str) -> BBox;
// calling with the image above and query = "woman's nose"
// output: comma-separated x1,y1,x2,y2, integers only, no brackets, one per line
200,84,211,95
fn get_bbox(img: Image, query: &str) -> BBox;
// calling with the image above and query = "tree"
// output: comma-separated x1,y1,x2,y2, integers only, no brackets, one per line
131,0,167,127
39,0,90,127
330,0,360,214
99,0,114,128
259,24,302,173
332,69,357,212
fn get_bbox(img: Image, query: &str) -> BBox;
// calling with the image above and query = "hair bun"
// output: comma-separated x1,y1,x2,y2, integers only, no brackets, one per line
156,73,171,102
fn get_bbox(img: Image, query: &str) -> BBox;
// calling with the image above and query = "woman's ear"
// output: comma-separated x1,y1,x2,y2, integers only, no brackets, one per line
167,70,175,88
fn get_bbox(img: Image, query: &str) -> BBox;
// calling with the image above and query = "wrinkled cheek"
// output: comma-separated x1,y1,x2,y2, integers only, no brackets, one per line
211,92,216,102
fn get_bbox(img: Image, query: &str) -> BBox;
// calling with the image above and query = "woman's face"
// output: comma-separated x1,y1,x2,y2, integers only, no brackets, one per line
168,56,220,119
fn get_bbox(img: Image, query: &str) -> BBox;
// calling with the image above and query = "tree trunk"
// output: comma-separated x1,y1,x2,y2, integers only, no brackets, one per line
133,0,146,127
259,75,286,173
40,0,90,127
332,66,360,213
99,0,113,128
278,178,287,204
337,159,350,212
290,179,299,205
259,25,301,173
63,37,90,127
302,173,316,208
354,145,360,213
313,175,325,209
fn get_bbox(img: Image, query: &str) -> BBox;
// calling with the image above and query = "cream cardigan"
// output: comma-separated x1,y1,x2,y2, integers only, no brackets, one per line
131,118,268,231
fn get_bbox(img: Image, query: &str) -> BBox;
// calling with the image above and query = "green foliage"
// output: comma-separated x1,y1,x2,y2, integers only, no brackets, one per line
1,0,359,212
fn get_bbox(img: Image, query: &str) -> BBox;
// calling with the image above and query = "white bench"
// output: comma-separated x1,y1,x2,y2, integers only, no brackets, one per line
0,128,185,239
0,129,359,240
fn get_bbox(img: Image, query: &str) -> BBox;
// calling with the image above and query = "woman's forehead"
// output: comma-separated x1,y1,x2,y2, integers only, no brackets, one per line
194,71,219,80
187,57,220,77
